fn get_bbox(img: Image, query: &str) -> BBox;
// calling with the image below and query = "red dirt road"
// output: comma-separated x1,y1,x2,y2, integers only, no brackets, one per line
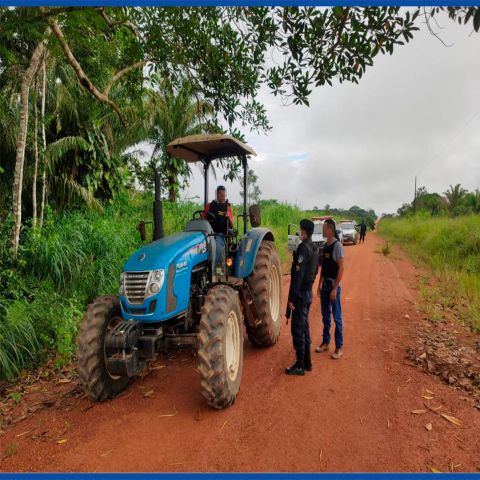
1,233,479,472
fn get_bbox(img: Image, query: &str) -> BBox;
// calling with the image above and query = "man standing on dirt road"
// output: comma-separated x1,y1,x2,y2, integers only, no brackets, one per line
285,219,318,376
316,218,345,359
359,220,367,244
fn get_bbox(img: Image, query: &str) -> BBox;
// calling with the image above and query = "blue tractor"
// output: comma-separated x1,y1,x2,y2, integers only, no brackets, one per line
77,134,282,409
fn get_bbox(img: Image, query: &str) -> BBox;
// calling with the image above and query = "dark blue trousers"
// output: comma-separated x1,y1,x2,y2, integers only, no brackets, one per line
291,290,312,366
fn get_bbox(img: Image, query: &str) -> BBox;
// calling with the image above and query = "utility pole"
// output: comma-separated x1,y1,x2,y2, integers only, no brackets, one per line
413,176,417,214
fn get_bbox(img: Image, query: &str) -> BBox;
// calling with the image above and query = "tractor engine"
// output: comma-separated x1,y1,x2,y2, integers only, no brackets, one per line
189,265,209,325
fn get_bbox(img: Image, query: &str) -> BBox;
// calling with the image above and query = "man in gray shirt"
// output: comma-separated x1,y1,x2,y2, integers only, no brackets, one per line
316,219,345,359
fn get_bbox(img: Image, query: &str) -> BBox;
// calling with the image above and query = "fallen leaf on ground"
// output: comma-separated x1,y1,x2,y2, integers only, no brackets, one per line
56,439,67,444
411,409,426,414
194,410,202,421
143,389,154,398
418,352,427,359
425,389,435,396
3,442,18,457
100,450,112,457
57,378,72,384
150,365,166,371
440,414,462,426
425,423,432,431
422,395,434,400
431,467,442,473
159,409,178,418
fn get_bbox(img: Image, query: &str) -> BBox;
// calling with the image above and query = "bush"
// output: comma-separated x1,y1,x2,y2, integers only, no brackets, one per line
379,215,480,331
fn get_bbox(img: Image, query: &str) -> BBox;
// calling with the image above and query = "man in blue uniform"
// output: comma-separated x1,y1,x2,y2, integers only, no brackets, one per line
285,219,318,375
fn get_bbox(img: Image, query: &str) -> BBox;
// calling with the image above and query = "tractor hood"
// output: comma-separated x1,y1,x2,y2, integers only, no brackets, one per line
124,232,206,272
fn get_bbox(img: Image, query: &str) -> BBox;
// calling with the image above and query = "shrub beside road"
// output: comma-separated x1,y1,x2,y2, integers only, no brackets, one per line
379,214,480,331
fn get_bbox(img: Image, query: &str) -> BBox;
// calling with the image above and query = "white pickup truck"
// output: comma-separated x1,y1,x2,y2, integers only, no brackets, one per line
288,216,343,254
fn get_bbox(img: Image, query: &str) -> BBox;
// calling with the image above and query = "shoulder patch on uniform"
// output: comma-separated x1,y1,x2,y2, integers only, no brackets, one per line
298,255,303,263
296,265,300,271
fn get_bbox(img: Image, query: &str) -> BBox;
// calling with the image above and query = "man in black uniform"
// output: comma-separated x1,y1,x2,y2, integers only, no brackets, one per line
359,220,367,244
285,219,318,376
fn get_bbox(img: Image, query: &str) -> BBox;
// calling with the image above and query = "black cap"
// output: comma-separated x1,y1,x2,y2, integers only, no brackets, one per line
216,186,226,192
300,219,314,236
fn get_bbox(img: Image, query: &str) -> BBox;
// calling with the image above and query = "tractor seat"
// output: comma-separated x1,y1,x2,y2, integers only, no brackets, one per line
184,219,213,234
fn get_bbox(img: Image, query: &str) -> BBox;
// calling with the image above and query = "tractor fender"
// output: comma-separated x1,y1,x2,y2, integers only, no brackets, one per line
234,228,275,278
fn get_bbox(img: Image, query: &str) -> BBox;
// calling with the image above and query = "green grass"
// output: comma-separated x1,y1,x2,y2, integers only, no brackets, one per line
378,214,480,331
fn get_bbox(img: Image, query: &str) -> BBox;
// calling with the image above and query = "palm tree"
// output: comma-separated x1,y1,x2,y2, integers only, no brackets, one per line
464,189,480,214
444,184,467,213
147,80,213,202
39,58,149,210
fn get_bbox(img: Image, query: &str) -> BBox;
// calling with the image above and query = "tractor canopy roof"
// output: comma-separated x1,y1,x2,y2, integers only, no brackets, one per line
167,134,256,163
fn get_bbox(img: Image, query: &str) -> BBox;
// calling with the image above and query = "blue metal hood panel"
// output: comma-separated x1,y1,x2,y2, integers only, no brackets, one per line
124,232,205,271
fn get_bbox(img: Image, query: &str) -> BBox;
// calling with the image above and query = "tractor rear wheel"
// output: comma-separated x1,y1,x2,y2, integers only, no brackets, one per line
198,285,244,409
246,240,282,347
77,295,130,401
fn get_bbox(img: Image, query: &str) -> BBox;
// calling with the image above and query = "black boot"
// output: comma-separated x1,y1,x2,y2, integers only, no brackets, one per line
285,357,305,376
304,347,312,372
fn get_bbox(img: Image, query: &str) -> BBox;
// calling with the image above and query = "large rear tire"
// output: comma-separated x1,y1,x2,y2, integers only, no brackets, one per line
77,295,130,401
245,240,282,347
198,285,244,409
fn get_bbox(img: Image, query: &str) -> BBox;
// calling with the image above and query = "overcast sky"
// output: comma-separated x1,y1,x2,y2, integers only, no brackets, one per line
180,11,480,216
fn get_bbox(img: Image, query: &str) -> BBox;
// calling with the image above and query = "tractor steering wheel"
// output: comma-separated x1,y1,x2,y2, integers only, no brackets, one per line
193,210,215,221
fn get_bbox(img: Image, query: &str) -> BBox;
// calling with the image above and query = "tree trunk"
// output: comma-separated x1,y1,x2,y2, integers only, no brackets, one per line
11,40,46,258
32,74,39,228
39,55,47,228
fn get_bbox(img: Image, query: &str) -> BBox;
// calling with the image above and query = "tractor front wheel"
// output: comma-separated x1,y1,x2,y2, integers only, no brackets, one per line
198,285,244,409
77,295,130,401
246,240,282,347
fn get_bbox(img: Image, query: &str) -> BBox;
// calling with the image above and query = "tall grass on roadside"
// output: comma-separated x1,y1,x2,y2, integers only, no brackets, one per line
378,214,480,331
0,308,39,380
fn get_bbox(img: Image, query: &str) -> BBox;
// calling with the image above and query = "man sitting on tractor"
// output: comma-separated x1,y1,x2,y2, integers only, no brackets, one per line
203,186,234,272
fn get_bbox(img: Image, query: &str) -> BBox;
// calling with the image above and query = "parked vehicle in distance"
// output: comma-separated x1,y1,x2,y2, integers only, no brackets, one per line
338,220,359,245
288,216,343,255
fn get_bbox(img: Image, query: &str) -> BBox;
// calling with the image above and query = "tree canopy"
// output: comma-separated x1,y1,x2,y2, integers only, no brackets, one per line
1,6,479,256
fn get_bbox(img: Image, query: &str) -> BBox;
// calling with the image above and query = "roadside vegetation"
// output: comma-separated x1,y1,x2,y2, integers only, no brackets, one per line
379,214,480,332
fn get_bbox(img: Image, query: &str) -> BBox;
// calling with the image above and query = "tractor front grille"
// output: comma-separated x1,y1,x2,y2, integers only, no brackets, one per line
124,271,150,304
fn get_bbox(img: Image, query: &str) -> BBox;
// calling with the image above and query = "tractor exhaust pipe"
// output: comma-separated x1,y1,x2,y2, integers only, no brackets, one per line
153,168,164,241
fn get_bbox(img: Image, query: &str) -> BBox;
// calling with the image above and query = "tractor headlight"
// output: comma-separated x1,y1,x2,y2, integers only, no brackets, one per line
118,272,126,296
153,269,163,282
145,269,165,299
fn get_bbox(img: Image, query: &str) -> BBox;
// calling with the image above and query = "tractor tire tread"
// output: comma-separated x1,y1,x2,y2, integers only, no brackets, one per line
77,295,130,402
198,285,243,409
245,240,282,347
